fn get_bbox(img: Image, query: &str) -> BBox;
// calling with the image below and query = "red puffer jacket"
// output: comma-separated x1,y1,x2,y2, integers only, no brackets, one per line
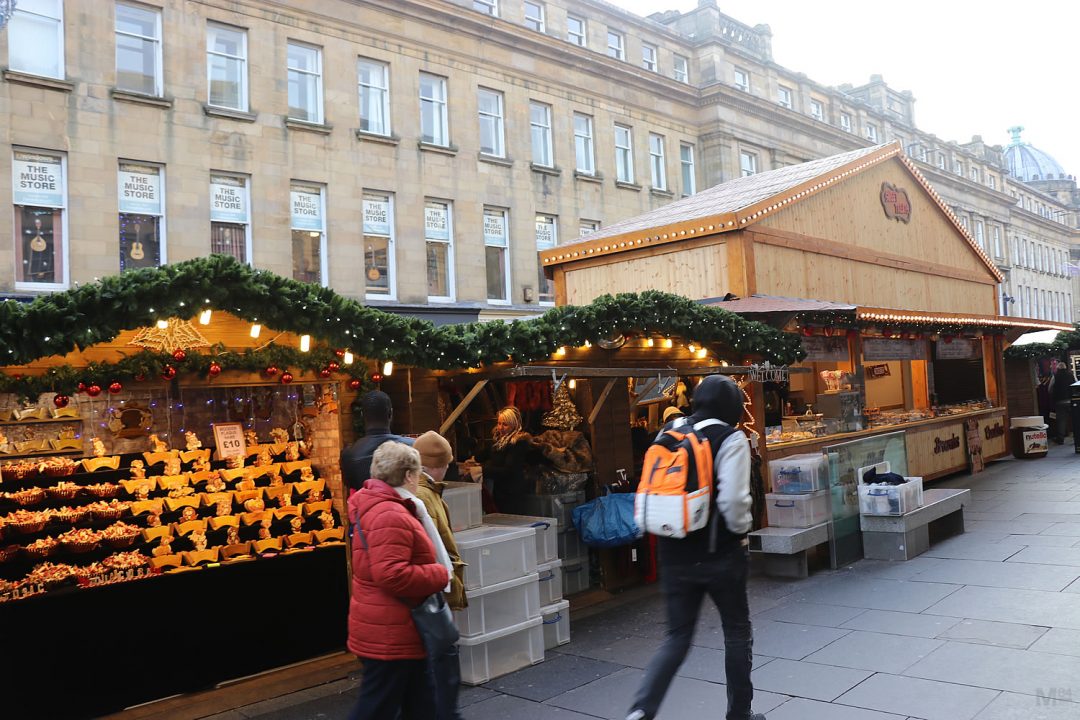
347,478,450,660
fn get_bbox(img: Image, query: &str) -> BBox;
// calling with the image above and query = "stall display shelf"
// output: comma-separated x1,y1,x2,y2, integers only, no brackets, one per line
454,571,540,638
537,557,563,605
0,416,83,427
456,525,537,590
458,615,545,685
484,512,559,563
541,598,571,649
767,406,1003,451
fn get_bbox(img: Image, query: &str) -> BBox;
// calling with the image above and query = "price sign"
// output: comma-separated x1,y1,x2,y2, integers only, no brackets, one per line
213,422,246,460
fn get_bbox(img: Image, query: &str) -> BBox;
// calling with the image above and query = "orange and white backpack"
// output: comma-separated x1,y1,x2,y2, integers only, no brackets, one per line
635,419,726,538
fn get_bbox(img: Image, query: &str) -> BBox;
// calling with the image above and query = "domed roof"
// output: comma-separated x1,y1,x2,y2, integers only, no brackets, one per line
1004,126,1069,182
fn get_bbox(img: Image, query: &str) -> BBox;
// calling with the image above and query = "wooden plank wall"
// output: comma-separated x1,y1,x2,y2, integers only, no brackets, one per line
565,242,728,305
1004,358,1038,418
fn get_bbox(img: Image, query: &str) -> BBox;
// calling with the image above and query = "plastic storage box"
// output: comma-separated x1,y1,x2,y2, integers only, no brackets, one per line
456,525,538,590
558,528,587,564
562,557,591,596
458,616,545,685
858,477,924,516
454,572,540,637
537,558,563,605
484,513,559,563
520,491,586,529
443,482,482,532
770,453,829,494
766,490,829,528
541,599,571,649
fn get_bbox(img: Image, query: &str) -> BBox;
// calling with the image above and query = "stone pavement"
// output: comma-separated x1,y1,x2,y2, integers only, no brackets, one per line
214,444,1080,720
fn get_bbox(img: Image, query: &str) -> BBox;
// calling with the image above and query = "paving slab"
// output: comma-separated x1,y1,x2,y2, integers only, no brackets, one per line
486,652,624,702
787,575,962,612
840,608,961,638
924,585,1080,629
907,557,1080,591
1029,627,1080,657
803,630,944,673
1007,545,1080,566
834,673,999,720
765,697,908,720
936,619,1049,649
1038,523,1080,536
998,533,1080,547
462,693,601,720
749,658,871,702
903,641,1080,698
754,601,866,628
923,541,1026,561
750,619,851,660
973,691,1080,720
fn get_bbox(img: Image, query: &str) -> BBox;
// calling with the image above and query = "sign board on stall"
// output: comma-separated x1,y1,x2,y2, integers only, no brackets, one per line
213,422,246,460
1023,427,1049,455
935,338,981,360
862,338,927,362
964,417,984,473
801,336,849,362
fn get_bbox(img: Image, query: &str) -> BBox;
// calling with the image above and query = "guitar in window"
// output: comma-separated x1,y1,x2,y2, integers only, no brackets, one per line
129,222,145,261
366,245,382,282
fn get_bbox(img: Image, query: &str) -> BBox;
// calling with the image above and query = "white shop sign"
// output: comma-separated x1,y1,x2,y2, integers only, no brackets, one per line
363,198,390,235
290,189,323,231
210,177,248,223
13,154,64,208
118,166,162,215
935,338,981,360
802,335,849,362
484,213,506,243
862,337,927,361
424,205,449,240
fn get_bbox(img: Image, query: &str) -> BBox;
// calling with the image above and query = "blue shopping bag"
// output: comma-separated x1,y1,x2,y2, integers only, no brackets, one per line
572,490,641,548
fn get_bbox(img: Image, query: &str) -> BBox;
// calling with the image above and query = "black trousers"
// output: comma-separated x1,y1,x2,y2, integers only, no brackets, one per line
348,657,435,720
630,547,754,720
430,644,464,720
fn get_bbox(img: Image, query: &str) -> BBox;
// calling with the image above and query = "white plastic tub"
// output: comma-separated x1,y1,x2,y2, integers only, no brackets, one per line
769,453,829,494
458,616,545,685
455,572,540,637
766,490,829,528
483,513,559,563
519,491,586,528
858,478,924,516
562,557,591,596
443,481,483,532
536,558,563,605
558,528,587,564
456,525,537,590
541,599,571,649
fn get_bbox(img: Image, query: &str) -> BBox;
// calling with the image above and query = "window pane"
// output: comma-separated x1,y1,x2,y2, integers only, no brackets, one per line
209,55,242,108
9,12,61,78
209,26,244,56
574,114,594,174
358,60,389,135
486,246,507,301
210,222,247,263
530,103,552,166
120,214,162,271
427,242,450,298
364,235,391,295
117,4,156,37
420,74,447,145
291,229,322,284
16,206,62,284
116,33,156,95
288,69,319,121
478,90,504,156
567,16,585,45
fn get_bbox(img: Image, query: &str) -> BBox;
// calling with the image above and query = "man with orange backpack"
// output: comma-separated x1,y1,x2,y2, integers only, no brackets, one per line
627,374,762,720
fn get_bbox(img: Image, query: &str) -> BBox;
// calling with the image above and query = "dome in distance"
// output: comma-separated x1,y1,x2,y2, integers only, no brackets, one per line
1004,126,1069,182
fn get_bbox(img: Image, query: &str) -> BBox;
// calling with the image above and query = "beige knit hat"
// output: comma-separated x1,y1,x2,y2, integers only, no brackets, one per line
414,431,453,469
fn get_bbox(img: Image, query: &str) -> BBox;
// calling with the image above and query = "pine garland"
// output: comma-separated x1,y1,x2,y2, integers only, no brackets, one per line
0,256,804,397
1003,325,1079,360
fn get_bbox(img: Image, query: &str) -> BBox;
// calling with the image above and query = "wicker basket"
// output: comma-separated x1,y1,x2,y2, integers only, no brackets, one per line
102,534,138,549
11,488,45,506
53,508,91,525
8,519,46,535
22,543,56,560
62,539,99,554
43,465,77,478
46,486,81,501
0,544,19,563
88,484,121,499
92,508,125,522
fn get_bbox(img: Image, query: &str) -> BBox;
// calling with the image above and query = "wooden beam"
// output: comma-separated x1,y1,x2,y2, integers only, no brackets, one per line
587,378,618,426
439,379,489,435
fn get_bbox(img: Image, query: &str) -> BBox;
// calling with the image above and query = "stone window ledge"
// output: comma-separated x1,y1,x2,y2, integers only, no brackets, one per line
574,171,603,183
530,163,561,176
419,141,459,156
479,153,513,167
650,187,674,198
285,118,333,135
203,104,257,122
3,70,74,93
616,180,643,192
355,130,400,145
110,89,172,108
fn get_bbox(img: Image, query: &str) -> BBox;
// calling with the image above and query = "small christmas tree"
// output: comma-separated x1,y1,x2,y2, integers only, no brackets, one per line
543,382,583,430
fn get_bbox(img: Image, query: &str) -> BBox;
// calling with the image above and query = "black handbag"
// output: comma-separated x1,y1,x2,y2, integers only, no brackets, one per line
353,515,460,655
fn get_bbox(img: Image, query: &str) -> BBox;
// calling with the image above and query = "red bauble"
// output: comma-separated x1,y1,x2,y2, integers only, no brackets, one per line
319,368,332,379
172,349,187,362
134,373,147,382
161,365,177,380
327,361,340,372
370,372,383,384
86,383,102,397
264,365,279,377
77,381,87,393
53,394,70,409
208,362,222,377
108,381,123,395
334,349,346,359
800,327,815,337
348,379,362,391
280,371,294,385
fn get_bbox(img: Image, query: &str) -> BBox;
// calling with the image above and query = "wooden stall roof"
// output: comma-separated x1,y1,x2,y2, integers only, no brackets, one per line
540,142,1004,284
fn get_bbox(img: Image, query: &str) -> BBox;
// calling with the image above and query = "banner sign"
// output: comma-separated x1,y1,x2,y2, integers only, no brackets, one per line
862,337,927,361
483,212,506,245
935,338,980,360
210,176,248,223
13,153,64,208
290,188,323,231
118,165,162,215
802,336,849,362
363,198,390,235
424,205,449,241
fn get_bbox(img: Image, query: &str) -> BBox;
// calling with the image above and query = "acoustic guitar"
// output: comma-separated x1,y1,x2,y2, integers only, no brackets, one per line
366,245,382,282
29,231,46,253
129,222,145,260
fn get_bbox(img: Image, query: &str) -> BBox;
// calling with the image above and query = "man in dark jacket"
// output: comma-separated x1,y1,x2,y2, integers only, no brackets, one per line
627,375,763,720
1051,359,1074,444
340,391,413,491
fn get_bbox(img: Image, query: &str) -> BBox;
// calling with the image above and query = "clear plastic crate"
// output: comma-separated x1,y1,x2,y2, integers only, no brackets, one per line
858,477,924,516
443,482,482,532
766,490,830,528
537,558,563,605
562,557,591,596
769,453,828,494
558,528,587,564
541,599,571,649
456,525,537,590
458,616,545,685
519,491,586,529
483,513,559,563
454,572,540,637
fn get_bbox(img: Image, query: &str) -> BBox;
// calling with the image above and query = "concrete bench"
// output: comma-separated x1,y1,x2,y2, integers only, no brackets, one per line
749,521,829,578
860,488,971,561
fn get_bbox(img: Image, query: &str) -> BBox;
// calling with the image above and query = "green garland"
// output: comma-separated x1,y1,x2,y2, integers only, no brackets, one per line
1003,324,1080,360
0,256,803,397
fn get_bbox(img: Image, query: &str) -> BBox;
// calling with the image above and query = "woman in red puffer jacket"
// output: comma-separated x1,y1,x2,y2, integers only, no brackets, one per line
347,442,450,720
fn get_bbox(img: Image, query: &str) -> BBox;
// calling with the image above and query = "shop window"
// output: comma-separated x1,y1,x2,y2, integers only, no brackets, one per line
535,214,557,304
473,0,497,15
484,206,510,303
573,113,595,175
579,219,600,237
207,22,248,111
607,30,625,60
290,182,326,286
680,143,696,196
648,133,666,190
287,42,323,124
420,73,449,146
733,67,750,92
209,173,250,264
530,101,553,167
362,192,394,298
992,226,1001,258
118,162,165,272
615,124,634,183
12,149,67,289
567,15,586,47
478,88,505,157
642,43,658,72
425,199,454,301
523,1,544,32
358,58,390,136
116,2,162,96
673,54,689,83
777,86,792,109
740,150,757,177
9,0,64,79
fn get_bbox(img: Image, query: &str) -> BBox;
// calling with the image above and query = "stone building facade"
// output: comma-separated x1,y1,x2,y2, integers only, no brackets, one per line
1,0,1077,323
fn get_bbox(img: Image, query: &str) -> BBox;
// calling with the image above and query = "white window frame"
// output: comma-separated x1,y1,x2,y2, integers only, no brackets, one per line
289,182,328,287
937,154,946,170
579,219,600,237
839,113,852,132
975,220,985,249
118,160,167,272
357,58,391,136
206,22,248,112
567,15,586,47
970,166,980,182
866,123,878,142
13,148,69,291
478,87,506,158
649,133,667,191
607,30,625,60
953,159,963,176
473,0,497,16
115,2,163,96
286,41,324,125
8,0,65,80
574,112,595,175
673,54,689,83
419,72,449,147
734,67,750,92
424,199,455,303
535,214,557,305
810,99,825,122
483,206,511,304
523,1,545,32
992,226,1002,258
642,43,658,72
740,150,757,177
680,143,696,196
614,124,634,184
988,175,996,190
529,101,553,167
777,85,792,109
209,172,252,266
363,191,396,301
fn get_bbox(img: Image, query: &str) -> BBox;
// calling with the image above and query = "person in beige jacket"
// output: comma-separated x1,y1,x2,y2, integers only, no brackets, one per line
412,430,468,720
